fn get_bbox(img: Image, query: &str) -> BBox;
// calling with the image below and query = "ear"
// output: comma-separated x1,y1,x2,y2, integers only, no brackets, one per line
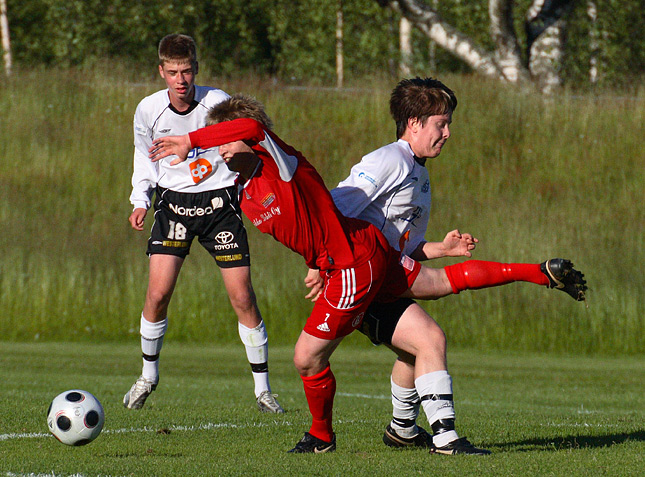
194,61,199,75
407,117,421,134
158,64,165,79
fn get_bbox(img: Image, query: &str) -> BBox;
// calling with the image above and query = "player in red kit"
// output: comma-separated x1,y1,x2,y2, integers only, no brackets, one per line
149,95,587,455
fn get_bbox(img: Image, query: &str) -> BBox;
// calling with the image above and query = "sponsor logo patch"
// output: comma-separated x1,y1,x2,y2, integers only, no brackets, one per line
190,158,213,183
162,240,189,248
215,231,234,244
358,171,378,188
169,203,218,217
216,254,243,262
400,254,415,271
422,180,430,193
213,231,239,251
261,193,276,208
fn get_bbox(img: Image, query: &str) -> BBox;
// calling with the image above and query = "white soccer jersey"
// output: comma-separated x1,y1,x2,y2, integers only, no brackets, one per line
331,139,431,257
129,86,238,210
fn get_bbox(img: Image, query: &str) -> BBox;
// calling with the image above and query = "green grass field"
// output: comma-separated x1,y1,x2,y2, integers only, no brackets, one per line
0,67,643,475
1,342,644,476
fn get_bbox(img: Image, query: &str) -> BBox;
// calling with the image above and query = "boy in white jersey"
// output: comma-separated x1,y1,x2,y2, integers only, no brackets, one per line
124,34,283,414
311,77,587,454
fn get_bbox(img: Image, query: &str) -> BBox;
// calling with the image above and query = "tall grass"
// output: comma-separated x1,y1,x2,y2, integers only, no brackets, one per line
0,67,643,353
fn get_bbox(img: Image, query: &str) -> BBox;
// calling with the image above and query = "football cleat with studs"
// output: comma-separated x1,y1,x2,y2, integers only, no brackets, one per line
123,375,157,410
383,424,433,448
431,437,491,455
256,391,285,413
288,432,336,453
541,258,587,301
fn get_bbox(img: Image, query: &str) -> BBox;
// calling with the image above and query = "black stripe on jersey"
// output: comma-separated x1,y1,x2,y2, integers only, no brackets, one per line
169,99,200,116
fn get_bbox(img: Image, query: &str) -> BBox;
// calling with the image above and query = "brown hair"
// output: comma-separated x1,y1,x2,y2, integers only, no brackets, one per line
390,77,457,139
158,34,198,67
206,94,274,130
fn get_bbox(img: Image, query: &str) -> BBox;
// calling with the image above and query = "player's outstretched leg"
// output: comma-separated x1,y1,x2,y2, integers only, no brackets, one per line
541,258,587,301
443,258,587,302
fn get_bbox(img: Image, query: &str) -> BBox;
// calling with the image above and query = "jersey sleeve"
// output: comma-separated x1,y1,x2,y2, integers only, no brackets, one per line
189,118,265,150
189,118,299,182
129,101,159,210
331,147,409,218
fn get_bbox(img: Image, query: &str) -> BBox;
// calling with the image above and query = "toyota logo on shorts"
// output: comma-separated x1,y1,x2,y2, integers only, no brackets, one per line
215,231,234,245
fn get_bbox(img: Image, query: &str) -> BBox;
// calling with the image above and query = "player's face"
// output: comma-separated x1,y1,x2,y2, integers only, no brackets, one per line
158,60,197,109
408,113,452,159
219,140,254,162
218,140,259,177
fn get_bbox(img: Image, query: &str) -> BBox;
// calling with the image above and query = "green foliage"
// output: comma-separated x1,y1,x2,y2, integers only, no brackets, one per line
4,0,644,88
1,342,645,475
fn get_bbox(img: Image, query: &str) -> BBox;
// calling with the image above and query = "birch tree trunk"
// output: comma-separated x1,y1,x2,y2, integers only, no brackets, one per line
336,1,344,89
0,0,11,77
388,0,505,80
587,0,599,84
400,16,412,76
526,0,568,93
378,0,575,93
489,0,530,82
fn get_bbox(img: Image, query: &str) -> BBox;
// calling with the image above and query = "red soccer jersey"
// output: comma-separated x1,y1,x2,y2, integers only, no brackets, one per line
189,118,378,270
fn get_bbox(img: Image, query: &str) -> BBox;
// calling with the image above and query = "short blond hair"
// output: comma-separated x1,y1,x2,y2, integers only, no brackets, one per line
206,94,274,130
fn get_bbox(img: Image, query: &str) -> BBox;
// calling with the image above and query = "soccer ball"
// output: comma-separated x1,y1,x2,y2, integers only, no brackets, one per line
47,390,105,446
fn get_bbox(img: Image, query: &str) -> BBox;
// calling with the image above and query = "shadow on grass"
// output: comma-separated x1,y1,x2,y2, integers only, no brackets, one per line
498,430,645,452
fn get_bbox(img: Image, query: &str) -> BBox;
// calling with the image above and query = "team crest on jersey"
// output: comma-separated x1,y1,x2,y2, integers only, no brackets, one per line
189,158,212,183
261,193,276,208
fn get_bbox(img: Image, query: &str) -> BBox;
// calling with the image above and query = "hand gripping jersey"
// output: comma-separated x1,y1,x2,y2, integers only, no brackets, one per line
129,86,238,210
188,118,380,271
331,140,431,257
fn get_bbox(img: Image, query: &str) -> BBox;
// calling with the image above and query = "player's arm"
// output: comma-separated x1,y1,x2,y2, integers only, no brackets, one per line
150,118,265,165
129,105,158,230
409,230,478,261
331,150,405,218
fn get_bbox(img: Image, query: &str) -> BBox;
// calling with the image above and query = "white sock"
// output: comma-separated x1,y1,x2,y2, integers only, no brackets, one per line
140,314,167,383
238,320,270,397
390,376,421,438
415,370,459,448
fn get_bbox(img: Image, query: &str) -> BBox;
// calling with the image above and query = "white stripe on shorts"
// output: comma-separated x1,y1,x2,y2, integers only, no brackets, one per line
338,268,357,309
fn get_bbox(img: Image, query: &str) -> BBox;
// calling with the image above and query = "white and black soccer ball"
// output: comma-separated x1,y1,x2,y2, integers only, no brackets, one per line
47,390,105,446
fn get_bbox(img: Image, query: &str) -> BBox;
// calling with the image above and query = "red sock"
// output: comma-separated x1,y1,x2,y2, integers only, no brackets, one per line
444,260,549,294
301,365,336,442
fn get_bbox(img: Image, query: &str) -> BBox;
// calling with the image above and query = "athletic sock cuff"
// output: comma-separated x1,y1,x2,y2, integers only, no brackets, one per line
140,315,168,339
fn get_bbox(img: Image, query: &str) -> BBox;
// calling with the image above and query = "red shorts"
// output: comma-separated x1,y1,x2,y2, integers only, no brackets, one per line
303,246,421,340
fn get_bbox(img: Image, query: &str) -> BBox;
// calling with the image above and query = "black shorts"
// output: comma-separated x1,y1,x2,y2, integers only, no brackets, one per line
147,186,251,268
358,298,416,345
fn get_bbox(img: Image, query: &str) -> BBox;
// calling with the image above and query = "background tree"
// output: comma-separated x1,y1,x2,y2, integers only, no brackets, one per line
0,0,11,76
377,0,577,92
4,0,643,90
